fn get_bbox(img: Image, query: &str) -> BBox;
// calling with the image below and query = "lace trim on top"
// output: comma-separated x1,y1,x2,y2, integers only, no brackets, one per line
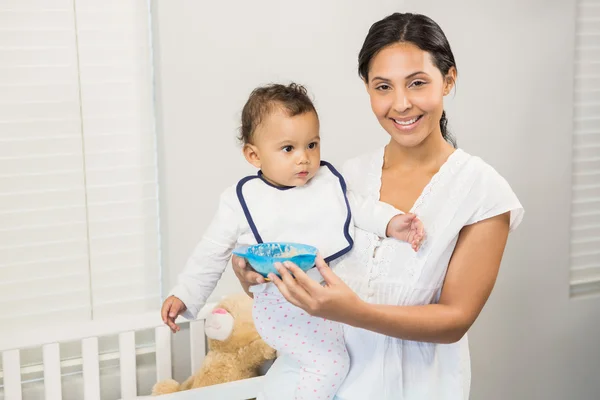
366,147,467,283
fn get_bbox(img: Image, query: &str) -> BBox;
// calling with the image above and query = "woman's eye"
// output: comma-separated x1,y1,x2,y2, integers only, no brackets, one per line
282,146,293,153
308,142,318,150
376,84,391,91
410,80,426,88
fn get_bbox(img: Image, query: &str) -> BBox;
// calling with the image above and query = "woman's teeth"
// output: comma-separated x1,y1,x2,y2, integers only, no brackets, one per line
394,116,420,125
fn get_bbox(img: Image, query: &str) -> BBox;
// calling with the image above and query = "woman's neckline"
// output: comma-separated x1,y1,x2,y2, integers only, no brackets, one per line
376,145,463,214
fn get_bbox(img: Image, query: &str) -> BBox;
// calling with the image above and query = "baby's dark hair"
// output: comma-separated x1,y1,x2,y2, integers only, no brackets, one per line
239,83,317,144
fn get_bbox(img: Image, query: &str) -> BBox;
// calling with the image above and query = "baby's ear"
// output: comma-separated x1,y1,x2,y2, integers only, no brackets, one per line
243,144,261,169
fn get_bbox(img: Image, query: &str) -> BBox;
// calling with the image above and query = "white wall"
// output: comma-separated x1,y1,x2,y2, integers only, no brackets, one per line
151,1,600,399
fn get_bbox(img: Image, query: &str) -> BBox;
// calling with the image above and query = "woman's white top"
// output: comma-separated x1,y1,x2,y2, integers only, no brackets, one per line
332,147,524,400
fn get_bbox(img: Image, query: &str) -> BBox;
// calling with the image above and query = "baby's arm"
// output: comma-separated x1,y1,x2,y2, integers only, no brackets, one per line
346,190,400,238
347,190,424,250
168,187,243,320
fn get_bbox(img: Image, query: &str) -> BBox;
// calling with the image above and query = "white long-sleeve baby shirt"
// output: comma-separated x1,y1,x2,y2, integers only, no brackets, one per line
170,161,400,319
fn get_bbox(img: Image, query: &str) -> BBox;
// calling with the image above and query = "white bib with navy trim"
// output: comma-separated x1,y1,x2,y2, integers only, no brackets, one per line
236,161,353,263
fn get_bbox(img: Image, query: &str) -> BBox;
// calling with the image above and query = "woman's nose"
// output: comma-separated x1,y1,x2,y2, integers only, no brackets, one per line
393,90,412,113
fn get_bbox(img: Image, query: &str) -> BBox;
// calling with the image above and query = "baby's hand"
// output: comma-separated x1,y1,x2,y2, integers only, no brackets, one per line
161,295,187,333
386,213,425,251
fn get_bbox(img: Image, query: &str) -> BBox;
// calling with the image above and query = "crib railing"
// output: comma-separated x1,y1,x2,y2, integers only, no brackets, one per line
0,302,267,400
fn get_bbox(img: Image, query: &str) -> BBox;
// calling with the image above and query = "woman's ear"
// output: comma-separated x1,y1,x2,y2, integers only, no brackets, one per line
243,144,261,169
443,66,457,96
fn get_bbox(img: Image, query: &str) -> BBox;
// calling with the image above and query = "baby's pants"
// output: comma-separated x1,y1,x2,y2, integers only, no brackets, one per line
252,288,349,400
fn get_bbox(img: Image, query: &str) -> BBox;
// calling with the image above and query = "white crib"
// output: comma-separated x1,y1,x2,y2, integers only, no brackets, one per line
0,303,264,400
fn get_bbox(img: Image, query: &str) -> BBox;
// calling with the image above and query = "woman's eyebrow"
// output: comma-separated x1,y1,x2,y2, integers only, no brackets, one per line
371,71,428,83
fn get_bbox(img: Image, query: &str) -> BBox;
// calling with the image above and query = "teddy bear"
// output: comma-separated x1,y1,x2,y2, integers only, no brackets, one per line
151,292,276,395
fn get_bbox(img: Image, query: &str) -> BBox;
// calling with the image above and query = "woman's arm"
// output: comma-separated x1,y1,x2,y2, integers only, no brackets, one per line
353,212,510,343
270,212,511,344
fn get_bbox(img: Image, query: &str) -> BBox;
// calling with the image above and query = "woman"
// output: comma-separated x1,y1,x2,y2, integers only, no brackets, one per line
233,12,523,400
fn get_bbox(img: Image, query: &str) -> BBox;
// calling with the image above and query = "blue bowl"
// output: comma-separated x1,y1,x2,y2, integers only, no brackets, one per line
232,242,318,278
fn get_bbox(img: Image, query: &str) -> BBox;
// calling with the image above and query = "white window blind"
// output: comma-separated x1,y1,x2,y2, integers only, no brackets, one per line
0,0,92,329
570,0,600,297
0,0,161,328
74,0,161,319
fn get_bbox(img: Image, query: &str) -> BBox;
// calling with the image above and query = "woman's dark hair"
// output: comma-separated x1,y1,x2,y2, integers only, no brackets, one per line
239,83,317,144
358,13,457,147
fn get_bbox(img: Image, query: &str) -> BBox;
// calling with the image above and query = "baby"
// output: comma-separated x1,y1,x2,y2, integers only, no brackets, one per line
161,83,424,400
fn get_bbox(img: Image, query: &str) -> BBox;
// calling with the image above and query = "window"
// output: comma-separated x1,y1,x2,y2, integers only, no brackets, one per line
570,0,600,298
0,0,161,328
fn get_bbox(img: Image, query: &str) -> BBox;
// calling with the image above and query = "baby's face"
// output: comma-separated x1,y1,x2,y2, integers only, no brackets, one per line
248,109,321,187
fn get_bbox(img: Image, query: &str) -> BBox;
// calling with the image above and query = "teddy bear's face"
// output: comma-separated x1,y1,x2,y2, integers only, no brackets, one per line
205,307,234,341
206,293,265,354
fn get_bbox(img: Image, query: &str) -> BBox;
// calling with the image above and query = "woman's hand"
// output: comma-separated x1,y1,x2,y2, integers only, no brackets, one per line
231,254,266,297
269,255,365,324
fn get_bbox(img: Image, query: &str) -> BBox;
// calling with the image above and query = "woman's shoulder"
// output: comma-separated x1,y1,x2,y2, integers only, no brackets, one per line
461,151,514,190
459,149,524,231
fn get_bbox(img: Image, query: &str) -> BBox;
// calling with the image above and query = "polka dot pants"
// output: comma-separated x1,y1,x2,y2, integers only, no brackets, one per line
252,291,350,400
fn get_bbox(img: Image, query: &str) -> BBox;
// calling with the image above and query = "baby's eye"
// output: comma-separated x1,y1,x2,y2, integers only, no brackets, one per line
308,142,318,150
282,145,293,153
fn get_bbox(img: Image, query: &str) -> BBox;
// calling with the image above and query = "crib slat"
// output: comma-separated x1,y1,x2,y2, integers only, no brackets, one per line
119,331,138,398
82,337,101,400
190,319,206,374
2,349,23,400
43,343,63,400
155,326,172,380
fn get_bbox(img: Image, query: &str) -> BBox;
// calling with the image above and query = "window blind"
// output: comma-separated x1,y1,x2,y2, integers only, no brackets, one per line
0,0,92,329
570,0,600,297
74,0,161,318
0,0,161,328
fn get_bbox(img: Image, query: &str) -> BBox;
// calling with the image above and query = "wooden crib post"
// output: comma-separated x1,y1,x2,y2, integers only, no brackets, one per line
82,337,101,400
42,343,63,400
2,349,22,400
119,331,138,398
155,325,172,381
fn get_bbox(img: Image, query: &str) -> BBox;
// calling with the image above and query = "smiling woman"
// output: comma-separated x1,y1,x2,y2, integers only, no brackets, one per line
358,14,458,149
232,13,524,400
365,43,456,148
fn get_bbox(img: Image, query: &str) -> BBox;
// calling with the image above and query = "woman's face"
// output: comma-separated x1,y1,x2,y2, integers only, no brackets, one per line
365,42,455,148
